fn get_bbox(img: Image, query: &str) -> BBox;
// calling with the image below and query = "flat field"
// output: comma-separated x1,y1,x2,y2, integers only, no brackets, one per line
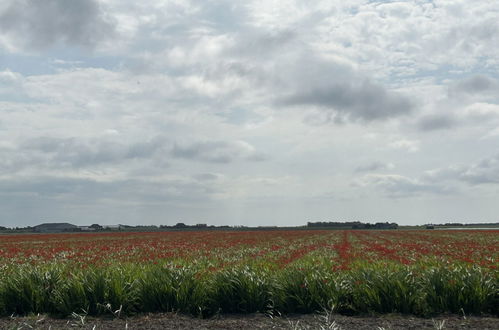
0,230,497,317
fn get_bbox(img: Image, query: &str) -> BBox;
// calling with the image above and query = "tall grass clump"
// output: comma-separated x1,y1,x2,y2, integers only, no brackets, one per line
137,265,211,315
347,262,425,315
421,265,497,315
272,267,349,314
0,265,62,315
51,265,141,316
0,261,497,317
211,266,273,313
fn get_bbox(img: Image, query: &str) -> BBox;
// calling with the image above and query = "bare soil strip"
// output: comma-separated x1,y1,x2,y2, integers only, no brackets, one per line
1,313,498,330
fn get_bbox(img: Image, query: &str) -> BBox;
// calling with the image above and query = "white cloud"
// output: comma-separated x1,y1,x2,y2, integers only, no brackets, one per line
388,139,420,153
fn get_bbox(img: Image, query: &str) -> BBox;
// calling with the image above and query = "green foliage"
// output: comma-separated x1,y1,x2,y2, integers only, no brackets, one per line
137,265,210,315
273,268,332,313
347,263,425,314
0,261,497,317
211,266,273,313
0,265,61,315
421,265,497,315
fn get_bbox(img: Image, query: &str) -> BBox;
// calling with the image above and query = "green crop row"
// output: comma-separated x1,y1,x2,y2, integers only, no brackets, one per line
0,261,497,318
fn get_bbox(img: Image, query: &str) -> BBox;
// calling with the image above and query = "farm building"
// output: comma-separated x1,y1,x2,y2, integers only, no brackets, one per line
33,222,78,233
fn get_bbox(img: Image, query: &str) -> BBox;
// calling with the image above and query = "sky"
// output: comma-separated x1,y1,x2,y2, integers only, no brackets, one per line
1,0,499,227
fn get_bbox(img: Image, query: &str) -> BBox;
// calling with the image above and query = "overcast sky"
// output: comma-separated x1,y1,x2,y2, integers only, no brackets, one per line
1,0,499,227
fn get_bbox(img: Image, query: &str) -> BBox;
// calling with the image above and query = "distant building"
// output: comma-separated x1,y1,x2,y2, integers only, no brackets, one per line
78,226,96,231
33,223,78,233
373,222,398,229
307,221,398,229
101,224,123,230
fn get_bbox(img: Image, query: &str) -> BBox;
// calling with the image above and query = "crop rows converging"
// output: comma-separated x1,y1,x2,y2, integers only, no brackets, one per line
0,230,497,317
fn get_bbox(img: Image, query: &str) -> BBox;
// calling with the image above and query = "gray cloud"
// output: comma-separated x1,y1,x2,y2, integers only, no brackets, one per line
0,176,216,203
193,173,221,181
459,154,499,185
417,114,459,131
0,0,115,50
172,140,266,163
232,29,298,59
281,78,414,122
0,135,267,176
424,153,499,186
141,16,415,125
450,75,499,97
0,174,224,225
355,161,394,173
18,136,168,169
359,174,453,198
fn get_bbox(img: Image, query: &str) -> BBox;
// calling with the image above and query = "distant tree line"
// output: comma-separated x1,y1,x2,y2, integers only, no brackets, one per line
2,221,498,233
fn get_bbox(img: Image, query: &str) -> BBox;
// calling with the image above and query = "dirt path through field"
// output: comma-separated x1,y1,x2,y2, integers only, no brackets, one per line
1,313,498,329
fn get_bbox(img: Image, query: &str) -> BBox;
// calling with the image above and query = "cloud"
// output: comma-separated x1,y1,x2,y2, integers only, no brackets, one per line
463,103,499,121
357,174,452,198
459,154,499,185
172,140,266,163
0,135,268,174
484,127,499,139
0,70,22,83
423,166,462,183
417,114,459,131
415,101,499,133
280,77,414,123
355,161,394,173
131,10,416,125
0,0,115,51
0,70,25,100
388,139,420,153
6,136,167,171
193,173,221,181
449,75,499,98
424,153,499,186
354,154,499,198
0,175,216,203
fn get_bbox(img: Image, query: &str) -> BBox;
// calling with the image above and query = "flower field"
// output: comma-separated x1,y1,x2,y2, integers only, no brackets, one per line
0,229,497,317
